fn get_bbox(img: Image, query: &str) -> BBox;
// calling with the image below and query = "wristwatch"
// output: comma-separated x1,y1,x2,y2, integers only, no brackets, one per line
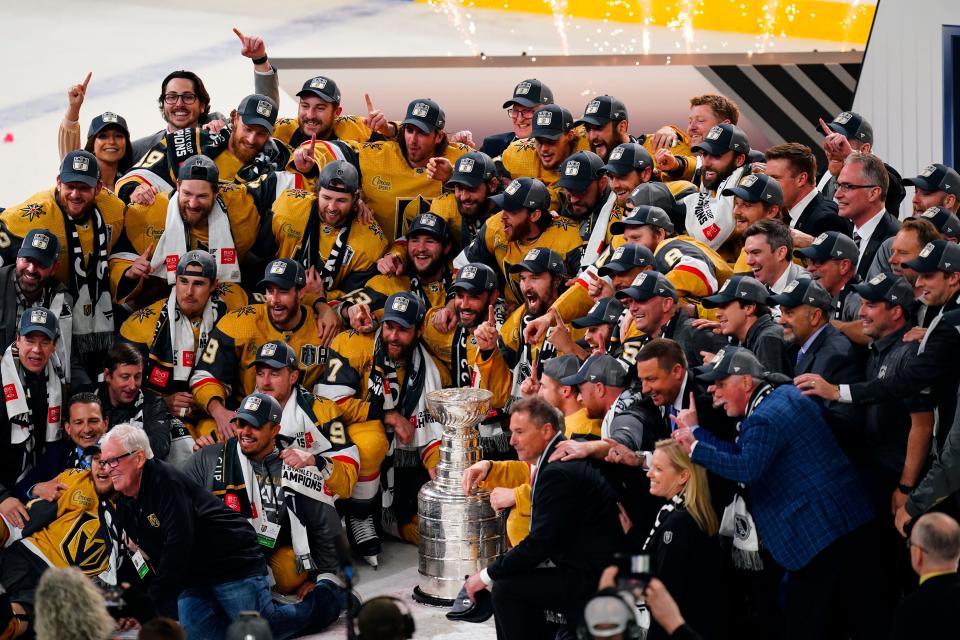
897,483,915,495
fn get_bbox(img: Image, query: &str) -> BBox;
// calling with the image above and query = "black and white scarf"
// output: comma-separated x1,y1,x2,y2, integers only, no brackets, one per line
149,289,217,384
315,216,353,291
150,194,239,284
509,314,557,408
63,206,114,355
15,280,73,384
642,493,685,552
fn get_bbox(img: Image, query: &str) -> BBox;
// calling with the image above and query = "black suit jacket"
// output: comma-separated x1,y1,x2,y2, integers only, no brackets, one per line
793,191,852,237
891,572,960,639
487,433,626,580
857,212,901,280
479,131,517,159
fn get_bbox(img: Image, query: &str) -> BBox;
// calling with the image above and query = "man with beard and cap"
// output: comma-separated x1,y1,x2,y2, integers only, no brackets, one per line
720,173,785,273
190,259,359,445
653,94,741,183
185,352,359,603
266,159,387,302
679,123,751,259
603,143,656,210
480,78,554,158
473,248,574,412
455,176,582,308
118,93,302,205
501,104,591,211
903,163,960,216
576,95,632,163
110,155,276,309
816,111,906,215
1,151,123,381
327,292,451,559
556,151,620,269
0,442,118,640
0,308,66,531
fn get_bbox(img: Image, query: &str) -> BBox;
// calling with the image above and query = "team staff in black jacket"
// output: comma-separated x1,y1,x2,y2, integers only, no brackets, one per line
464,396,626,640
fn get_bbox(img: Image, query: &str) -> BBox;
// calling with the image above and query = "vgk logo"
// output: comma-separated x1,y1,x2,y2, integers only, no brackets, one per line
61,511,109,575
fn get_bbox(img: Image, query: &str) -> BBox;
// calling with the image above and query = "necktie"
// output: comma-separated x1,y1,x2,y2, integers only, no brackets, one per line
668,405,679,431
796,348,806,367
853,231,862,250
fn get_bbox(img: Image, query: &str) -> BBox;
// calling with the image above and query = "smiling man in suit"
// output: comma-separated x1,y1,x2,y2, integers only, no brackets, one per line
835,153,901,280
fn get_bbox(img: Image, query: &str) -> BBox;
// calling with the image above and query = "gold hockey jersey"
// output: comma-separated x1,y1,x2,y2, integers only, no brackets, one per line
273,115,373,147
500,135,592,211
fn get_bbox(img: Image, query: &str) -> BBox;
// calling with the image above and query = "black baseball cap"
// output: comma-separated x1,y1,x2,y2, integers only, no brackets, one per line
59,150,99,187
531,104,574,140
177,154,219,185
615,271,677,302
447,152,496,189
382,292,425,328
232,392,282,428
602,143,652,176
541,354,582,382
572,297,625,328
691,123,750,156
768,277,833,311
502,79,554,109
87,112,129,139
903,164,960,195
318,160,359,193
18,229,60,268
854,272,916,309
176,249,217,279
821,111,873,144
903,240,960,274
408,212,448,241
402,98,445,133
237,94,278,134
249,340,298,370
296,75,341,103
693,346,765,382
452,263,498,294
19,306,59,340
258,259,306,290
556,151,605,192
560,354,630,388
721,173,783,205
918,206,960,238
576,95,628,126
626,182,679,213
597,244,655,276
701,275,769,308
490,177,551,212
795,231,859,264
610,204,675,236
508,247,567,277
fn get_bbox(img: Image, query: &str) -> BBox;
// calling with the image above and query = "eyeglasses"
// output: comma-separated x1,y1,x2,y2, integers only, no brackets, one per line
507,107,535,121
163,92,198,105
835,182,878,193
100,450,137,469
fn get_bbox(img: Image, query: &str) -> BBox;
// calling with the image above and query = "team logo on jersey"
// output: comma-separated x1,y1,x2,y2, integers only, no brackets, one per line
391,296,410,312
270,261,287,274
148,514,160,528
31,233,51,249
663,531,673,544
62,511,109,576
833,112,853,125
309,77,328,89
19,203,46,221
505,180,521,195
102,112,119,123
461,265,478,280
564,160,580,176
412,102,431,118
739,174,758,188
919,242,935,258
256,100,273,117
515,81,532,95
300,345,320,366
610,146,625,161
734,512,752,540
536,110,553,126
260,343,278,357
72,155,91,172
458,157,475,173
243,396,262,412
30,309,48,325
585,100,601,115
920,164,937,177
705,126,723,141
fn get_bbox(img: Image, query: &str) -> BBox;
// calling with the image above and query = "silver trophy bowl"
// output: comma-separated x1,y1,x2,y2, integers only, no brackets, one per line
413,388,505,605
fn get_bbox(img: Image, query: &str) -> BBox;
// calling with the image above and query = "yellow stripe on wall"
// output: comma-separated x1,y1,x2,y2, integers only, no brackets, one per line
417,0,875,45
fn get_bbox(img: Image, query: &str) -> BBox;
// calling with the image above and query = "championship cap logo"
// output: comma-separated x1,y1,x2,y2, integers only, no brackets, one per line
102,112,118,123
461,265,478,279
31,309,48,324
588,301,600,314
813,233,828,245
869,273,887,285
919,242,935,258
515,81,531,95
505,180,521,195
270,261,287,274
72,156,90,172
783,280,800,293
610,146,625,161
923,207,940,219
309,77,328,89
631,272,647,287
536,110,553,126
719,279,731,292
834,112,853,124
244,396,262,412
706,126,723,141
586,100,601,115
920,164,937,177
612,246,626,260
458,157,475,173
739,174,758,187
32,233,50,249
564,160,580,176
260,343,278,357
392,296,410,312
421,214,438,226
256,100,273,117
713,348,727,366
412,102,431,118
525,248,541,261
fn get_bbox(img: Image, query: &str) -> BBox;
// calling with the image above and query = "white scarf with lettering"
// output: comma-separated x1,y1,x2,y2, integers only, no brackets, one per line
2,344,62,448
150,193,239,283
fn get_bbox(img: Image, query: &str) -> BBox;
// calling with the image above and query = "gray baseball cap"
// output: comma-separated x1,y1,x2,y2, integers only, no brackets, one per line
615,271,677,302
854,272,916,310
296,75,341,103
177,154,219,185
447,152,496,189
503,79,554,109
176,249,217,280
602,143,653,176
318,160,359,193
575,95,628,126
452,263,498,294
541,354,582,383
917,206,960,238
691,123,750,156
694,346,766,382
560,354,630,388
508,247,567,278
556,151,605,192
721,173,783,205
610,204,675,236
402,98,445,133
530,104,574,140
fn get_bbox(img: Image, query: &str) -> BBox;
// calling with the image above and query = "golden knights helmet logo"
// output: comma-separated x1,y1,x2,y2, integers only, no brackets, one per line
61,511,109,576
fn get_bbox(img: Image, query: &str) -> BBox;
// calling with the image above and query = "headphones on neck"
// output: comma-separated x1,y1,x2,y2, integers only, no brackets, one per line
575,589,642,640
353,596,415,640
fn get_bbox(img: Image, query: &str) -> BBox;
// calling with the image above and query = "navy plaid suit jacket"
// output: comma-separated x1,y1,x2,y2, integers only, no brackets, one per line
691,384,874,571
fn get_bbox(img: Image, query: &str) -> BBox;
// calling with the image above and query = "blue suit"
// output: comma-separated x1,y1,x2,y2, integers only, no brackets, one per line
479,131,517,158
691,384,874,571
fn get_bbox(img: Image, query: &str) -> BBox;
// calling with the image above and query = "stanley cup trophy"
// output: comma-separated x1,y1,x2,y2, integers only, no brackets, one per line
413,388,505,605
